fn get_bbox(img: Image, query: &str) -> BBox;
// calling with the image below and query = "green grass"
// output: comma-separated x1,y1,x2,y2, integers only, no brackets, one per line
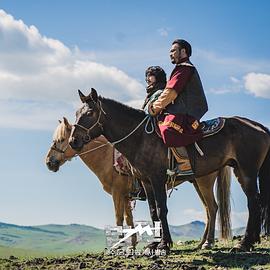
0,245,46,258
0,237,269,270
0,223,106,257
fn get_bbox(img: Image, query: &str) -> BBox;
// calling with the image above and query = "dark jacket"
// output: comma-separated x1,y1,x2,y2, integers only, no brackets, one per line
166,63,208,120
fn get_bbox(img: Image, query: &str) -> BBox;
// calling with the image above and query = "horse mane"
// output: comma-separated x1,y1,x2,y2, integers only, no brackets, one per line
100,96,145,119
53,121,69,142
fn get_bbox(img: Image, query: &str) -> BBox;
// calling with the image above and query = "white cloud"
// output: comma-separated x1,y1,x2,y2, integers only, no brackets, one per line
195,48,270,97
244,72,270,99
157,27,170,37
195,48,270,73
0,99,75,130
176,208,247,229
230,76,240,84
209,76,243,94
182,208,205,222
0,10,144,130
126,99,145,109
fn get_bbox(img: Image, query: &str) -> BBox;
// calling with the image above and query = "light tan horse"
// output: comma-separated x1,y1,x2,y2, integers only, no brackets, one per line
45,117,231,249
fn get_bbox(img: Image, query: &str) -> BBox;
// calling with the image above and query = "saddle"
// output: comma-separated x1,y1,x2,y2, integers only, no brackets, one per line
153,116,225,139
166,117,226,181
113,148,144,199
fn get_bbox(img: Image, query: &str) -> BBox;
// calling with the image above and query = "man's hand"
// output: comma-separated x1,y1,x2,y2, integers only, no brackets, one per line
143,102,155,116
150,88,178,116
144,90,163,116
147,103,157,116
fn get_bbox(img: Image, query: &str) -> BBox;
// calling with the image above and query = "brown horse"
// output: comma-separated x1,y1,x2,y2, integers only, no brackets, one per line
46,117,231,249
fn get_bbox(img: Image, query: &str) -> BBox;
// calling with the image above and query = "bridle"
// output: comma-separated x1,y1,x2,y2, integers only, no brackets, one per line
73,100,106,143
72,97,154,150
50,140,72,162
51,143,68,154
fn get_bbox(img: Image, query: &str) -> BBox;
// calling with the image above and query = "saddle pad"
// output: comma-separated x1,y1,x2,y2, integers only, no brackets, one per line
201,117,225,138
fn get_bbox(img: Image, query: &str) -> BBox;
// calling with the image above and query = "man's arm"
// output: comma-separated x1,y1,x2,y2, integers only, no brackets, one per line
148,88,177,115
149,65,193,116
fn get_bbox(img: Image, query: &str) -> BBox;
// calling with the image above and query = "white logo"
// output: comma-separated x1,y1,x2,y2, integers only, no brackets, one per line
111,221,161,249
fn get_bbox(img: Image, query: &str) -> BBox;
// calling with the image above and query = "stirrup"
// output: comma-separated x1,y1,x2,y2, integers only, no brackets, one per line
129,191,146,201
166,167,194,177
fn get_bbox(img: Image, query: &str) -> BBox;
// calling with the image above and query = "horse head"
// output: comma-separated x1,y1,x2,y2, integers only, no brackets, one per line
69,88,105,151
45,117,74,172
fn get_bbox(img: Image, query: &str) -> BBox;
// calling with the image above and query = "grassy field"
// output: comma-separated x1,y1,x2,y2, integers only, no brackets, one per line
1,220,227,259
0,236,269,270
0,223,106,257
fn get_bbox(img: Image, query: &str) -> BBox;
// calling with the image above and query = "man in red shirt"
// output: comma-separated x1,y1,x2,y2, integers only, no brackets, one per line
149,39,208,176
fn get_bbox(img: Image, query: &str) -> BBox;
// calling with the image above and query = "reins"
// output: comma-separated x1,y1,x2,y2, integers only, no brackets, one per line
74,114,153,157
110,115,152,146
70,99,155,157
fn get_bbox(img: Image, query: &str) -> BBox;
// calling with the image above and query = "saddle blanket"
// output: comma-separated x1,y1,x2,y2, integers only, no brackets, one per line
201,117,225,137
113,148,130,175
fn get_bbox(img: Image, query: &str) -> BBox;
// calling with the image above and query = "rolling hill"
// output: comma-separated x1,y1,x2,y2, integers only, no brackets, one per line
0,221,245,258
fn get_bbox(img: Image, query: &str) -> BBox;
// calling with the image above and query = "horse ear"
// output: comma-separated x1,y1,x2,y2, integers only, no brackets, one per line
63,117,69,126
78,89,86,103
90,88,98,102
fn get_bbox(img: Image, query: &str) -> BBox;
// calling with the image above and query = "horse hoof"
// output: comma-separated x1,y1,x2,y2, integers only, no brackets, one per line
230,242,252,252
201,241,213,250
156,242,170,256
143,242,159,256
143,247,153,256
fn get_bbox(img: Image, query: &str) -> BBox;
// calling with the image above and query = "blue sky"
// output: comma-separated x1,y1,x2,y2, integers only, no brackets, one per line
0,0,270,229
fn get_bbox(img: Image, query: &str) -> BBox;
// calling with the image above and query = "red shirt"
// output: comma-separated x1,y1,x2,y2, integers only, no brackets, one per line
166,58,194,94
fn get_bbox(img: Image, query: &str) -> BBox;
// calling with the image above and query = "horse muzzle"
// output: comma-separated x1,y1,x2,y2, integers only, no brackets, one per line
46,157,60,172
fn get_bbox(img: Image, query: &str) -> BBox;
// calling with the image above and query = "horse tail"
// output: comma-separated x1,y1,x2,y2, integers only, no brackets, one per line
258,148,270,235
216,166,232,239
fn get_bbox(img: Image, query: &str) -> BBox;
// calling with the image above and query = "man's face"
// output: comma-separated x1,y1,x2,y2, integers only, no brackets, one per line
170,43,181,64
146,74,156,88
170,43,188,64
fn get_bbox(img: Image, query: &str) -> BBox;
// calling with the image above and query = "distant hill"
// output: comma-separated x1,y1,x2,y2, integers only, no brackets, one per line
0,222,105,257
169,220,206,241
0,221,245,258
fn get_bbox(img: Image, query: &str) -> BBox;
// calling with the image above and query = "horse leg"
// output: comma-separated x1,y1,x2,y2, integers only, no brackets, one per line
112,189,125,247
151,180,173,254
141,182,160,253
143,182,159,223
123,197,137,248
233,168,260,251
195,172,218,249
192,180,210,249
